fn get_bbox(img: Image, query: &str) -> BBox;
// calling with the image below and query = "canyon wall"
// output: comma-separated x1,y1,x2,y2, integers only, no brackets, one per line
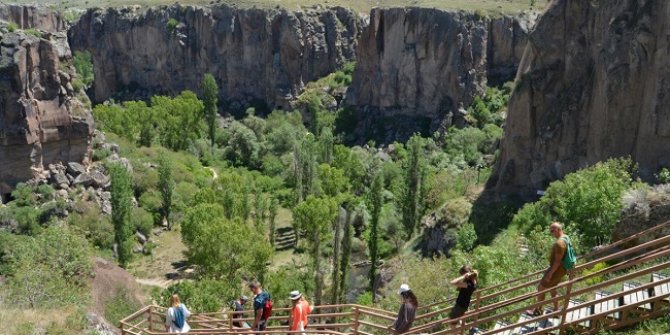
347,8,536,142
491,0,670,196
0,5,67,32
69,5,363,110
0,29,94,198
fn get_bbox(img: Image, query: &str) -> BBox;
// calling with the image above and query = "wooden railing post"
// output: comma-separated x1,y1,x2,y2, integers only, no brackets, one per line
352,306,360,335
147,305,153,331
557,279,574,335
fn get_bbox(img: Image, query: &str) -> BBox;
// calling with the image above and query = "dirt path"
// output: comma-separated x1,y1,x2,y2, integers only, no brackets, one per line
205,167,219,180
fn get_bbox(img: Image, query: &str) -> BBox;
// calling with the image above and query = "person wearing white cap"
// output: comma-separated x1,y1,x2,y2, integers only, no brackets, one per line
232,295,250,328
388,284,417,335
288,290,311,335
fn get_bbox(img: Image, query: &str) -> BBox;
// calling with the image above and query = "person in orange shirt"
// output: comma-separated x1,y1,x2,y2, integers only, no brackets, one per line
288,290,311,334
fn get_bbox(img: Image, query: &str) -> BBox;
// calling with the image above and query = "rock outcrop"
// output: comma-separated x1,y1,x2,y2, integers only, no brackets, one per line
346,8,536,142
491,0,670,197
0,5,67,32
68,5,363,110
0,29,94,199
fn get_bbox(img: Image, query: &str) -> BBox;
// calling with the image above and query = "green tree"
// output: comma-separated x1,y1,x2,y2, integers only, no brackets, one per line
368,172,384,301
152,91,204,151
253,191,267,230
316,164,350,197
293,134,317,204
293,196,337,306
318,127,335,163
401,135,425,238
110,164,134,268
72,51,94,88
181,204,273,280
202,73,219,150
268,198,279,246
158,153,174,230
339,206,353,304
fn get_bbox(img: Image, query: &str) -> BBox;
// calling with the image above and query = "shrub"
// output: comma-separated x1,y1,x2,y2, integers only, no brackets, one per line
104,287,142,326
456,223,477,252
132,207,154,237
154,279,238,313
7,22,18,32
73,51,94,88
511,158,636,247
166,18,180,33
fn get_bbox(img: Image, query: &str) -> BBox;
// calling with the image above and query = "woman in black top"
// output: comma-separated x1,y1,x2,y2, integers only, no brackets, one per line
388,284,418,335
448,265,478,324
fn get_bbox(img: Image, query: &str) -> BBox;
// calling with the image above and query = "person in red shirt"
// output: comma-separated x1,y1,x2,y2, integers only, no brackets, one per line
288,290,311,334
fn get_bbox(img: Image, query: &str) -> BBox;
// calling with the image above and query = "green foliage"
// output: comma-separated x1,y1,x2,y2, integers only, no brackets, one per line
456,223,477,252
156,279,238,313
181,204,273,280
466,85,510,128
73,51,94,88
110,164,134,267
220,121,261,168
7,22,18,32
367,172,383,299
265,266,314,308
24,28,41,37
158,152,174,228
202,73,219,149
443,124,502,166
69,203,114,249
400,135,426,238
339,215,353,304
166,18,179,33
131,207,154,237
511,158,636,247
582,262,608,286
655,167,670,184
104,287,142,326
0,227,92,308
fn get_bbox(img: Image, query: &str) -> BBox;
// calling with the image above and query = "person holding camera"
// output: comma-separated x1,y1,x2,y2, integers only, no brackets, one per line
448,265,478,323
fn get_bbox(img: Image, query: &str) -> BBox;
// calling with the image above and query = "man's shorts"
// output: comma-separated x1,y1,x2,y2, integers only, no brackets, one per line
256,319,267,331
541,266,567,288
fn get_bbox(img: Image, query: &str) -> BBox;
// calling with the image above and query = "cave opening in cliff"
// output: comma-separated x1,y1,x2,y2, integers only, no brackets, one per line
1,193,11,204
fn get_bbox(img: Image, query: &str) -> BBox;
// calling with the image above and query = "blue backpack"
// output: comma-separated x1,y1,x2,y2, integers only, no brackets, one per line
173,305,185,329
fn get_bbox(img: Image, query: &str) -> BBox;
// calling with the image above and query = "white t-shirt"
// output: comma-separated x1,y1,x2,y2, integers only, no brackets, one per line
165,304,191,333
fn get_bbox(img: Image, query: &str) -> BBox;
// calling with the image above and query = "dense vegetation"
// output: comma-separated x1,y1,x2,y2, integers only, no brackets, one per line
0,60,668,334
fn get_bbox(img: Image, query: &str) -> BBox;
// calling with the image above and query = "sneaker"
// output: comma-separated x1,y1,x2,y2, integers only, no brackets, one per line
525,308,543,317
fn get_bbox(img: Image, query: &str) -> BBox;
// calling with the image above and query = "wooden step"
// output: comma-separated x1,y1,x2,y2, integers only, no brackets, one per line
651,273,670,300
565,299,592,328
594,291,621,320
622,282,652,311
491,320,513,335
512,313,538,334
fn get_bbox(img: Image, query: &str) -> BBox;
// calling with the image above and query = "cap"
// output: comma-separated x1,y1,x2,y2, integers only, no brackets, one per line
398,284,411,295
240,295,249,301
289,290,303,300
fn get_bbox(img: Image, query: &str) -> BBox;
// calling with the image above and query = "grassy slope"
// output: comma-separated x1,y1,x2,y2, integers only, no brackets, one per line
16,0,545,14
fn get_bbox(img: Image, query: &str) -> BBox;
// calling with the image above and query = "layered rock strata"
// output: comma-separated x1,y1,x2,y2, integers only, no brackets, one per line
0,5,67,32
69,5,363,110
491,0,670,196
347,8,536,142
0,29,94,199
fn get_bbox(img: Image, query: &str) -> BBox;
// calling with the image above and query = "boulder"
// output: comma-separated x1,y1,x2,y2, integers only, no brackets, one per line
67,162,87,176
51,172,69,187
89,171,109,188
135,232,148,244
73,173,93,187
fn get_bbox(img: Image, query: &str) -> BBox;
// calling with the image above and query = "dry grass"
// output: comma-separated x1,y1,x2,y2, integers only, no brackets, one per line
16,0,546,14
0,305,83,335
127,226,187,279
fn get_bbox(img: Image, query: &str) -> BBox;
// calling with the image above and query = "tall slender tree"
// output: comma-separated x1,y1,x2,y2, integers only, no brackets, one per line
293,196,337,307
110,164,133,267
158,152,174,230
268,198,279,246
202,73,219,150
368,172,383,301
330,206,344,304
401,135,424,238
338,207,353,304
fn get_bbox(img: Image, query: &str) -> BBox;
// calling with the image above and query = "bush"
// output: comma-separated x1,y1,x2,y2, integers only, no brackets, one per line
154,279,238,313
73,51,94,88
166,18,180,33
456,223,477,252
69,205,114,249
511,158,636,247
132,207,154,236
7,22,18,32
104,287,142,326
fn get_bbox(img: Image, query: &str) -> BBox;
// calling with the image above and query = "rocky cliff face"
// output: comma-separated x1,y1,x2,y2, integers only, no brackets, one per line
68,5,363,110
347,8,536,142
0,29,94,199
491,0,670,196
0,5,67,32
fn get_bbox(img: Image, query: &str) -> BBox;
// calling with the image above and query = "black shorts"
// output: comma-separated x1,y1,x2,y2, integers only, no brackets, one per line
449,304,468,319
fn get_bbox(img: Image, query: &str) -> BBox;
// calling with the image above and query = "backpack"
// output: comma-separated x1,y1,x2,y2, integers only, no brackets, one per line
173,305,185,329
262,297,273,320
560,236,577,270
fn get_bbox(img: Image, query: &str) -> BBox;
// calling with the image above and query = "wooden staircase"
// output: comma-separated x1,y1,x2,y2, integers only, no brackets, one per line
274,226,297,251
120,221,670,335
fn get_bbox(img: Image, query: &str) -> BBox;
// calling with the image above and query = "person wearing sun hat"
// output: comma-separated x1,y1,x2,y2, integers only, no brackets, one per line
388,284,418,335
288,290,311,334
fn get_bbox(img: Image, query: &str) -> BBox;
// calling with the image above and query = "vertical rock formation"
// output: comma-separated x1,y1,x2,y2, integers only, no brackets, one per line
0,5,67,32
346,8,536,142
0,29,94,199
68,5,363,110
491,0,670,197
